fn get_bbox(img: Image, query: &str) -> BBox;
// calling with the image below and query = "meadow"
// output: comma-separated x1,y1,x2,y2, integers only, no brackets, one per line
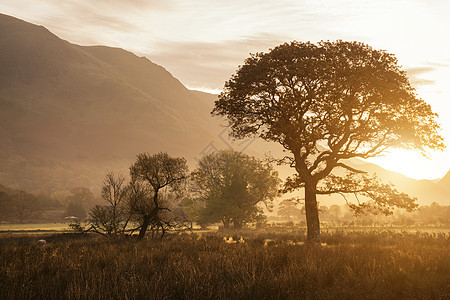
0,230,449,299
0,223,69,233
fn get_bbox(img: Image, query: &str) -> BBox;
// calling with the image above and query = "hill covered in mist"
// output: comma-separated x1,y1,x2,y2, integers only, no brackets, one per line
0,13,222,192
0,13,448,206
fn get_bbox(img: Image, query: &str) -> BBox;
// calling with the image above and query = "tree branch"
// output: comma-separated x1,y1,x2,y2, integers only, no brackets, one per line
335,162,366,174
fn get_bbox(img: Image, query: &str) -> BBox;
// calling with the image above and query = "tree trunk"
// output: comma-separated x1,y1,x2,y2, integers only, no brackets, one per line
304,184,321,244
138,215,151,240
223,219,230,229
233,220,243,229
112,206,117,235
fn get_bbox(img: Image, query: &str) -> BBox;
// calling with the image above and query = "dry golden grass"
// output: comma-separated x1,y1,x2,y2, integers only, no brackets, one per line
0,231,448,299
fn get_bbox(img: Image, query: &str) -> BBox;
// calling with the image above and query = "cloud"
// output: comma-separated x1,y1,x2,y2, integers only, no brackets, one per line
147,34,290,91
0,0,178,46
149,36,446,92
1,0,448,94
406,66,437,86
40,1,157,31
42,0,175,12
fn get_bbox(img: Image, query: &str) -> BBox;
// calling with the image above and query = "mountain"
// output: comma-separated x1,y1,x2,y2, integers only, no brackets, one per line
0,13,448,206
346,160,450,206
0,13,220,192
438,170,450,193
275,158,450,207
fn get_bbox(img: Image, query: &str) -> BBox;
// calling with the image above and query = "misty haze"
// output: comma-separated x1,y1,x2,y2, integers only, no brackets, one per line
0,2,449,299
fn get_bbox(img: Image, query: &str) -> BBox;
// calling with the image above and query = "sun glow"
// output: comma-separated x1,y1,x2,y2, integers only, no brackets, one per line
367,149,445,180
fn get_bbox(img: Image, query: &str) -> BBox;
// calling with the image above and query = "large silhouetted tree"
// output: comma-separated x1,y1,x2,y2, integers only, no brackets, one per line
213,41,444,243
191,150,279,229
129,152,189,239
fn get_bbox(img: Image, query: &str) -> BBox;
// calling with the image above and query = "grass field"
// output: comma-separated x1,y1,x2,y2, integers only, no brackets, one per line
1,222,449,234
0,223,70,233
0,230,448,299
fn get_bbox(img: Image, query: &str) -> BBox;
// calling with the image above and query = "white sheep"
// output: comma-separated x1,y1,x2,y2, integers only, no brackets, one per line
36,239,47,246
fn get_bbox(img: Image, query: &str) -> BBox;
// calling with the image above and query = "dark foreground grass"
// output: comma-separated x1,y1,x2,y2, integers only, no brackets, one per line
0,231,448,299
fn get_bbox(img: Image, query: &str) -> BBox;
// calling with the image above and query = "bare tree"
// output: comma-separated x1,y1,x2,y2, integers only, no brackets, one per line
88,172,130,236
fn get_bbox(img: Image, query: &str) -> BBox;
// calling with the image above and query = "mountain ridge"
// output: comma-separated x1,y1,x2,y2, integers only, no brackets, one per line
346,159,450,206
0,13,219,191
438,170,450,193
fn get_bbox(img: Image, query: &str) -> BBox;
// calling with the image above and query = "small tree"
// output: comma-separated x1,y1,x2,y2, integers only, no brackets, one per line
278,198,303,222
66,202,86,219
324,204,342,225
129,152,189,239
213,40,444,242
70,187,96,208
0,191,12,222
64,187,95,220
191,150,279,229
50,190,72,206
11,190,40,223
88,172,130,236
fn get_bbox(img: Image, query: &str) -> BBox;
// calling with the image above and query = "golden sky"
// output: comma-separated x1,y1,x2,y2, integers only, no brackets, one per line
1,0,449,180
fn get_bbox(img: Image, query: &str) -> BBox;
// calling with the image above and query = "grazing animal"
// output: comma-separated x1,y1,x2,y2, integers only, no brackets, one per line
36,239,47,246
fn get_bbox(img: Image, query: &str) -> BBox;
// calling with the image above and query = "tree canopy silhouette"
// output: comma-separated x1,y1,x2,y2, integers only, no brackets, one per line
190,150,279,229
213,40,444,243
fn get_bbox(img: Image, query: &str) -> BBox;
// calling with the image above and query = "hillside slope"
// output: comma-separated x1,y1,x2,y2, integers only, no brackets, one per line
0,13,218,191
346,160,450,206
438,170,450,193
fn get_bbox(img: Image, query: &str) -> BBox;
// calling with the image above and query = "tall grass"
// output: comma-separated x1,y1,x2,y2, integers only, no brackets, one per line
0,231,448,299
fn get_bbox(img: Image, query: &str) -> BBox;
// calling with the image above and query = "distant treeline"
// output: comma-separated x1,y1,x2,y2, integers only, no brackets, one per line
1,179,449,228
0,184,100,223
276,198,450,227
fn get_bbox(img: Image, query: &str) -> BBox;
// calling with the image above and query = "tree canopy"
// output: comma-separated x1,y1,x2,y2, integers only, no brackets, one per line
213,40,444,242
86,154,190,238
191,150,279,229
129,152,189,239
